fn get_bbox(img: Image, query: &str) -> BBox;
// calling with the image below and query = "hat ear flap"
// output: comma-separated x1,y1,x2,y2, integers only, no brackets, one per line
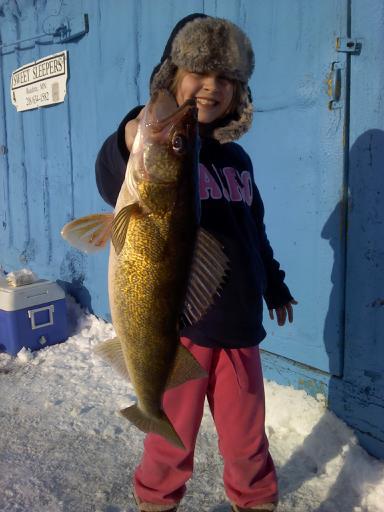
213,86,253,144
150,58,177,96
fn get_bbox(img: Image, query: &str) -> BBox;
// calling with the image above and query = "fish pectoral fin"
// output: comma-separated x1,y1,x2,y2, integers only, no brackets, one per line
120,405,185,449
61,213,115,253
181,227,229,326
93,337,130,381
166,343,207,389
111,204,140,255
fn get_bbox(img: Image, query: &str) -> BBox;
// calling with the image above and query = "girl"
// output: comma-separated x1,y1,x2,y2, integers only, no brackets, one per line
96,13,296,512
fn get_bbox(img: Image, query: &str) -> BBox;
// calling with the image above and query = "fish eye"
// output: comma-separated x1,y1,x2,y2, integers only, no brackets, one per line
172,134,186,154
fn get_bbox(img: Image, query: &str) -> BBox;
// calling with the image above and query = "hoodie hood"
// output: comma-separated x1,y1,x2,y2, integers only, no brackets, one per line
149,14,254,144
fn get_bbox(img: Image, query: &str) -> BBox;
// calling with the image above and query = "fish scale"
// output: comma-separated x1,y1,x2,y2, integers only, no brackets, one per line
109,115,199,426
110,211,194,421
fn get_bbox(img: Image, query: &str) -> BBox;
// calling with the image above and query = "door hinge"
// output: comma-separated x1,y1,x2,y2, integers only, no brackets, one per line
336,37,362,54
0,13,89,53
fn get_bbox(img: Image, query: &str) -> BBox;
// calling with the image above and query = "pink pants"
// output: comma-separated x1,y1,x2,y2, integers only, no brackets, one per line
134,337,278,509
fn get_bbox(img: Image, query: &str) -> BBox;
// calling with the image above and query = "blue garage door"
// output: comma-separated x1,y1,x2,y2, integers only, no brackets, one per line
240,0,349,376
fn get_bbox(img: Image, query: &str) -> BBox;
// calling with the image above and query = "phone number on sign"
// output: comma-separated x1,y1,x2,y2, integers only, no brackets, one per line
25,92,50,106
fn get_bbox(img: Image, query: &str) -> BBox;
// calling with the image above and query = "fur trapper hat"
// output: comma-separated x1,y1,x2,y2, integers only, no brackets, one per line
150,14,254,143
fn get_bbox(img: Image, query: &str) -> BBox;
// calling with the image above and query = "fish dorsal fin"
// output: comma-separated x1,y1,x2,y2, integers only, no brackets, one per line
166,343,207,389
93,337,130,381
111,204,140,255
61,213,114,253
182,228,229,326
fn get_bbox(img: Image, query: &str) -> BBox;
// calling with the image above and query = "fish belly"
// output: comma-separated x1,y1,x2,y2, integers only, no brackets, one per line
108,208,195,416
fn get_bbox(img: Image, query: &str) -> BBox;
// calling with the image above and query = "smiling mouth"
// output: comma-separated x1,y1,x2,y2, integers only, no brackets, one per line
196,97,219,107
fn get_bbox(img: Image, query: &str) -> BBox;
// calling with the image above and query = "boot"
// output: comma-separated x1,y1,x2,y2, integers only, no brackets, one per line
133,491,178,511
139,508,177,512
231,503,277,512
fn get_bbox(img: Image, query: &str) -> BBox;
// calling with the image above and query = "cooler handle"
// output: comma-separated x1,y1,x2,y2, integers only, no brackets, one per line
28,305,54,330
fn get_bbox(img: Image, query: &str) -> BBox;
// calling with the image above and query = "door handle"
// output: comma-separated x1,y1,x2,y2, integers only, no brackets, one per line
328,62,344,110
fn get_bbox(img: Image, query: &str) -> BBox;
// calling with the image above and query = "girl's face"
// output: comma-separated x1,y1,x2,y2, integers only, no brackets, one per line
175,71,234,124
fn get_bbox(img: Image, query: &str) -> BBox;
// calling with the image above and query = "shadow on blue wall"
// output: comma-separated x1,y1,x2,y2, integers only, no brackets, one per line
58,277,93,310
58,248,94,335
58,277,93,338
277,130,384,508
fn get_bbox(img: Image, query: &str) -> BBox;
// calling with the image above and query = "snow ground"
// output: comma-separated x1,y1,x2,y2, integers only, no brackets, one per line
0,298,383,512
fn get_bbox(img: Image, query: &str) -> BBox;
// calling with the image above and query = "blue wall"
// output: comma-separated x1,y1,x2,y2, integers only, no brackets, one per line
0,0,383,459
260,0,384,460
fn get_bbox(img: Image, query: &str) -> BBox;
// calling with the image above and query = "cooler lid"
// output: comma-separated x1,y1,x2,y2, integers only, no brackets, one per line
0,279,65,311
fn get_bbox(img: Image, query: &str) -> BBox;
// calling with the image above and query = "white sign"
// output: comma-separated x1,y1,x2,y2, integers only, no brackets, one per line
10,51,68,112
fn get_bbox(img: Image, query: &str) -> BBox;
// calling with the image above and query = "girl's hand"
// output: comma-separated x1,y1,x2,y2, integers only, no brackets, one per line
269,299,298,326
124,109,144,152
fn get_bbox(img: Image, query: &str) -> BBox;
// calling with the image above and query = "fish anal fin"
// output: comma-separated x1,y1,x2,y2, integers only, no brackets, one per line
166,343,207,390
182,227,229,326
93,337,130,381
112,204,140,255
120,405,185,449
61,213,114,253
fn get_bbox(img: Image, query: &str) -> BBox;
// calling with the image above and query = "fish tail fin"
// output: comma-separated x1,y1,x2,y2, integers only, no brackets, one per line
120,405,185,450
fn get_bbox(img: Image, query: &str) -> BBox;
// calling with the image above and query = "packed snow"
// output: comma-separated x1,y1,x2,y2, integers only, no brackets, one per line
0,297,383,512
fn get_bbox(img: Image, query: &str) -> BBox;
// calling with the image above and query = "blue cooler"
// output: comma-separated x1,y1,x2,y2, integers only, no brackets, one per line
0,279,68,356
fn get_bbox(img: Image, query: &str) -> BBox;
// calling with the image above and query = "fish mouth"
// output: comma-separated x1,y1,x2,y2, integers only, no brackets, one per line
138,92,198,185
159,98,197,128
146,91,197,133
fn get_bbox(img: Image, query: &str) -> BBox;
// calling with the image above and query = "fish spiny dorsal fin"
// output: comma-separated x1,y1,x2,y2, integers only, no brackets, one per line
61,213,114,253
111,204,140,255
93,337,130,381
181,228,229,327
165,343,207,389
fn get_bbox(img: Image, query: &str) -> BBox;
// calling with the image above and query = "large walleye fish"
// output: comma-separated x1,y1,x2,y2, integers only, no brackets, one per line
62,91,228,449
